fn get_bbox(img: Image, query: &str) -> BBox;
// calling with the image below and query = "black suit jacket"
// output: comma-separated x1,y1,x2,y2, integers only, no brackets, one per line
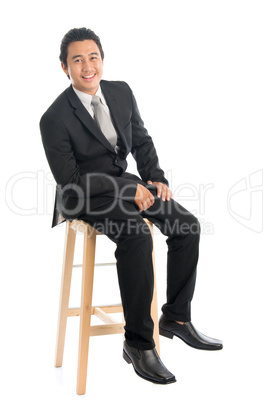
40,80,168,227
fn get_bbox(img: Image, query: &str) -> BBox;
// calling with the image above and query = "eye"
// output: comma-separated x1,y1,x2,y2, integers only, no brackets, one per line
75,59,82,63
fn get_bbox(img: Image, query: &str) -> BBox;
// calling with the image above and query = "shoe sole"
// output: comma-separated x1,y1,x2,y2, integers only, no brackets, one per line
159,327,223,351
123,350,176,385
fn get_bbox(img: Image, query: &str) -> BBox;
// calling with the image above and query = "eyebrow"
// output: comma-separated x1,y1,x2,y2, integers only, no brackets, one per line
72,52,99,60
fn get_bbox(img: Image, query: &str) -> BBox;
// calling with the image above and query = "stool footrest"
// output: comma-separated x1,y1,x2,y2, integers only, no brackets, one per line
90,324,125,336
67,305,125,336
67,304,123,317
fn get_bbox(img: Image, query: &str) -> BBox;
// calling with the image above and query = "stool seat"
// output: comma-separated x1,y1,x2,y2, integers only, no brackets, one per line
55,218,159,394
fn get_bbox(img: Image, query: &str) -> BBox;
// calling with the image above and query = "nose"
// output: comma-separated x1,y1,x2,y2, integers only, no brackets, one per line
82,59,93,71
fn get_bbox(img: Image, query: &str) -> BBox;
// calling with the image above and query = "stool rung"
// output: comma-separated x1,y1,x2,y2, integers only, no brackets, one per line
97,305,123,314
73,262,116,268
67,305,125,336
68,308,80,317
90,323,125,336
67,304,124,317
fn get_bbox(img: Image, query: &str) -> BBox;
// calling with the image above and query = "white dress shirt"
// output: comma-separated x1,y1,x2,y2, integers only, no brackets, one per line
72,85,111,119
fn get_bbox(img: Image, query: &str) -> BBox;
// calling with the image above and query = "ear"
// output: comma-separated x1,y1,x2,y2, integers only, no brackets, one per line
61,62,69,76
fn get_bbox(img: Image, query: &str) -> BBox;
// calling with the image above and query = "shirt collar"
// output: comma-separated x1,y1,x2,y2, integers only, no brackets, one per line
72,85,107,111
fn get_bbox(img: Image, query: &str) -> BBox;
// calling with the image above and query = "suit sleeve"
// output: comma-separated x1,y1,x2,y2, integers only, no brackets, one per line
129,88,169,186
40,111,137,201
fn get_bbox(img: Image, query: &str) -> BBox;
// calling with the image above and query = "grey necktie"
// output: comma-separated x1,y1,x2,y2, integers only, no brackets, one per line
91,95,118,149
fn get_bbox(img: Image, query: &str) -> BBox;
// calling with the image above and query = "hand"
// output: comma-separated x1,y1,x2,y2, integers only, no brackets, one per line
134,184,155,211
147,181,173,201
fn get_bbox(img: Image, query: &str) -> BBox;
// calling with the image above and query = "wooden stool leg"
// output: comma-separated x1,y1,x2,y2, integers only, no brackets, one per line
76,226,96,395
147,221,160,355
55,222,76,367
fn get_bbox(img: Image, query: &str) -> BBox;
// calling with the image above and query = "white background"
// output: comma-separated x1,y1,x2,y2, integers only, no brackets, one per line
1,0,267,401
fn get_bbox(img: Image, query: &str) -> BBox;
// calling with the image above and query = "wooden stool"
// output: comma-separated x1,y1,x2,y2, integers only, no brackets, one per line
55,218,160,395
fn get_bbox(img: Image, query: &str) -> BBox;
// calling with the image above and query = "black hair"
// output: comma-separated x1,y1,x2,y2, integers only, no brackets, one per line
59,27,104,67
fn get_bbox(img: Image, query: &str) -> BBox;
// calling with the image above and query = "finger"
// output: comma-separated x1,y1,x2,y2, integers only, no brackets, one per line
162,186,172,201
144,199,152,210
137,201,142,211
146,189,154,201
142,200,149,211
148,197,154,207
166,188,171,201
161,185,167,201
147,180,153,185
149,192,155,204
156,184,162,198
145,195,155,210
150,196,155,206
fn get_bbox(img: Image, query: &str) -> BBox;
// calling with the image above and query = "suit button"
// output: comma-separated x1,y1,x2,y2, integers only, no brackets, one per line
114,158,118,163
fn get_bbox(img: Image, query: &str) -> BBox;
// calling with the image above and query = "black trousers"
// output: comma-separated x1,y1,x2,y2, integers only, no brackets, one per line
79,186,200,350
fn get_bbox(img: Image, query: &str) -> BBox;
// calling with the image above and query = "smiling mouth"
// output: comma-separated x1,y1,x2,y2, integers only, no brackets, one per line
82,73,96,79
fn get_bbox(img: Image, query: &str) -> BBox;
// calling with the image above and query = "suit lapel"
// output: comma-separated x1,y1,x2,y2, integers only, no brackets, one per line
100,81,128,153
66,85,116,153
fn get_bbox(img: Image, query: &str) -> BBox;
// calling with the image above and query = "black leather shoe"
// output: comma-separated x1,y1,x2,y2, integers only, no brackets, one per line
159,314,223,351
123,341,176,384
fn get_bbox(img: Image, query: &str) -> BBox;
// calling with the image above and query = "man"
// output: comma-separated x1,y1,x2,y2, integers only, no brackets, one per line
40,27,222,385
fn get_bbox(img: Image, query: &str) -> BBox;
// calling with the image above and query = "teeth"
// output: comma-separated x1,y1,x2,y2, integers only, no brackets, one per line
83,74,95,78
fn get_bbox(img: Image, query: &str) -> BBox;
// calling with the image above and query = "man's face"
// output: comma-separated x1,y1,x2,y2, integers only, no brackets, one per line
61,39,104,95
